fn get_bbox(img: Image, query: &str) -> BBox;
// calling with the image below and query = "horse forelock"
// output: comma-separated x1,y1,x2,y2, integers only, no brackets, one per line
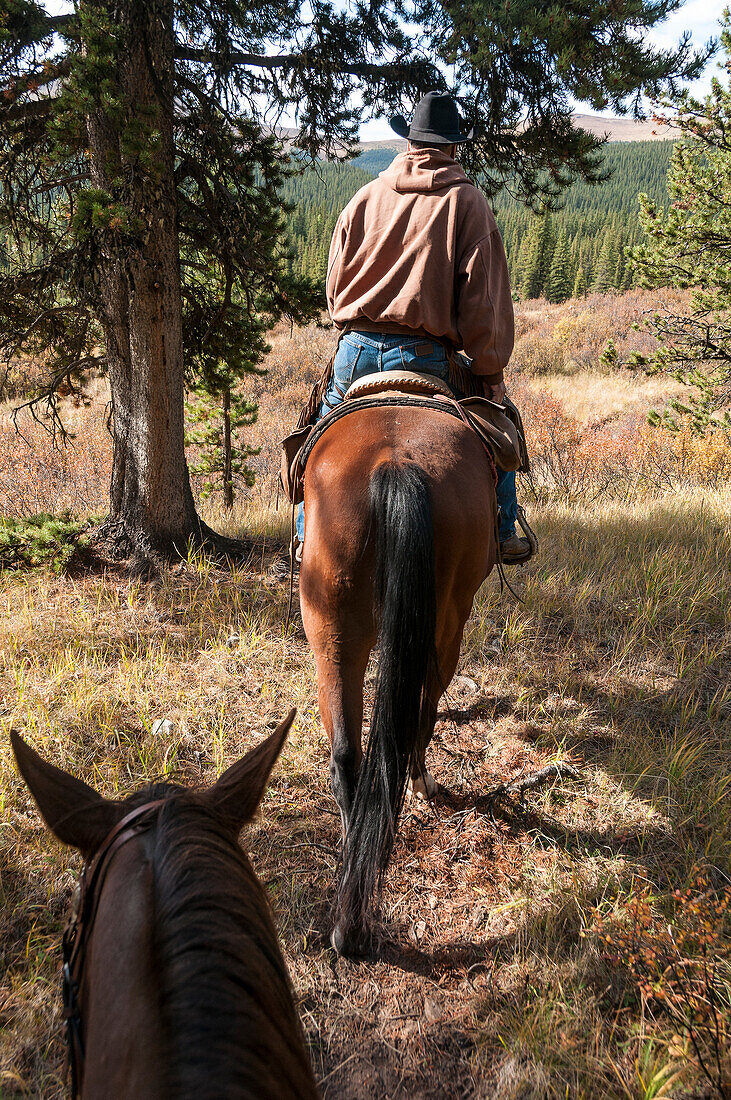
117,784,314,1098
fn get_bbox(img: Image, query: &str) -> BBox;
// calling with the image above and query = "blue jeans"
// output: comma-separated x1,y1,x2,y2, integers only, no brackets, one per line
296,331,517,543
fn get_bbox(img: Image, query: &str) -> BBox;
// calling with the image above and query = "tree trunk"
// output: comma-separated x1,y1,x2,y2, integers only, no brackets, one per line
85,0,226,563
222,387,233,510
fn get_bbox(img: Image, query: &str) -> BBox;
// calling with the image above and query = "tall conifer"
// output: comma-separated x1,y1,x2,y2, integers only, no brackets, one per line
592,233,617,293
547,232,572,302
632,13,731,433
573,263,588,298
0,0,711,558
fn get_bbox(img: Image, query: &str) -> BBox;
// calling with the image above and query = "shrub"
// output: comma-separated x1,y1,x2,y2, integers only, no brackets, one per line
0,512,93,572
594,879,731,1098
512,289,691,378
0,410,111,517
517,384,731,504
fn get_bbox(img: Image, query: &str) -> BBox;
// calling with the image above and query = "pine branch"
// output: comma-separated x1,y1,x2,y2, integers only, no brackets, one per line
3,305,92,353
2,98,57,123
10,355,106,442
46,14,77,35
31,173,90,194
175,45,423,82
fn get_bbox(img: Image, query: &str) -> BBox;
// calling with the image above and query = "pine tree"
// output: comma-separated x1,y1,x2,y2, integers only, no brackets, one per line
592,233,618,293
613,246,625,291
521,221,543,299
575,239,592,290
631,13,731,435
514,235,532,294
573,264,588,298
0,0,710,559
521,214,553,300
186,385,258,508
621,258,634,291
546,232,572,303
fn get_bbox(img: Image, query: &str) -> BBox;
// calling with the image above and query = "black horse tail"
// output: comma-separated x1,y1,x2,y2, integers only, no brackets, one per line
334,460,437,953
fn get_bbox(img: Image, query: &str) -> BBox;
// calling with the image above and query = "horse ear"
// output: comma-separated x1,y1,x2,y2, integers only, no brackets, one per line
11,730,122,858
202,709,296,830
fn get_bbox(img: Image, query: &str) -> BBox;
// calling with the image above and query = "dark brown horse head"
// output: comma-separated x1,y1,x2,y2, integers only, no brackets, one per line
11,714,320,1099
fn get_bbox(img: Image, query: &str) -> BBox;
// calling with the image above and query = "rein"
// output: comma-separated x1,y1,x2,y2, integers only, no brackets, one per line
61,799,167,1098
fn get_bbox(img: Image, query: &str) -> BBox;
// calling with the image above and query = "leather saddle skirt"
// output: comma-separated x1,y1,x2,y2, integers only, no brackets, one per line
280,371,527,505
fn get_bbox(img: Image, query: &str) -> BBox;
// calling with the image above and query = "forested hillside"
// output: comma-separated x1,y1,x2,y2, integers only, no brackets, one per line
283,140,674,301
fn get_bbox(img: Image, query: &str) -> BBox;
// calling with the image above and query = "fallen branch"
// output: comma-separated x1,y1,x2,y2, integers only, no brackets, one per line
488,762,581,802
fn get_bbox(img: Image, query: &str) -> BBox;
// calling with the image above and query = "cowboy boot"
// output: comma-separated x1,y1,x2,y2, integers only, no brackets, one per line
499,533,532,564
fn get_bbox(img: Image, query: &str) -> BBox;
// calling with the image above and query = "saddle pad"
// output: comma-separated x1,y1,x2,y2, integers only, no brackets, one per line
346,370,454,399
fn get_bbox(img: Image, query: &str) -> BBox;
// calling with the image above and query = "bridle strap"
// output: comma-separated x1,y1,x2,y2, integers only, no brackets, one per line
63,798,168,1098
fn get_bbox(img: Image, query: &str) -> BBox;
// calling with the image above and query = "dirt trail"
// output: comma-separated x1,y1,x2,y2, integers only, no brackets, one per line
1,499,729,1097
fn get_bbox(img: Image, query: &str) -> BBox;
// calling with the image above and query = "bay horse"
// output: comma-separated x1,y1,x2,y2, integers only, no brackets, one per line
11,715,319,1099
299,404,497,956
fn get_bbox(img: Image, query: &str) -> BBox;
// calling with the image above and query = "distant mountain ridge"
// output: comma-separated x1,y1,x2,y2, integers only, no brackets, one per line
357,113,676,149
567,113,675,141
283,114,676,154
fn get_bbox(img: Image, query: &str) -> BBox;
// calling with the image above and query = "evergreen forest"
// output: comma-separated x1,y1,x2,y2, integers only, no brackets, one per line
283,140,674,301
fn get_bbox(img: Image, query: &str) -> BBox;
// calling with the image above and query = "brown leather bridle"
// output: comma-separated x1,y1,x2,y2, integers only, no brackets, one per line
61,799,167,1098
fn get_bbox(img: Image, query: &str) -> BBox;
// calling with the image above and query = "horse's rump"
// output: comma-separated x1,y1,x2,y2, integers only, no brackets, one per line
301,406,496,596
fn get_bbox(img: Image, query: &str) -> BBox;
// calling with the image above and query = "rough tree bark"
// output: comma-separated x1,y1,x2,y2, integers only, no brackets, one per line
86,0,211,563
222,386,234,511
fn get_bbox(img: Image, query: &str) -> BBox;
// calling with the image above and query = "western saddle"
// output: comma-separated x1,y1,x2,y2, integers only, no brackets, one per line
281,369,529,507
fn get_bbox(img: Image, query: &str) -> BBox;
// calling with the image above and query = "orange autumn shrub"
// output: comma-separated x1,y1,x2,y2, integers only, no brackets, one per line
632,420,731,493
518,385,731,502
517,386,634,501
594,879,731,1097
0,410,111,517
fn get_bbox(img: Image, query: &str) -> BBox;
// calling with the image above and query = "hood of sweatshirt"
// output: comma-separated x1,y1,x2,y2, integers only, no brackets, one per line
380,149,469,194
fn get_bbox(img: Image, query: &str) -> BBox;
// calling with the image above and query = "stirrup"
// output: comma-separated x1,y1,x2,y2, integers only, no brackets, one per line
515,505,538,562
494,506,537,603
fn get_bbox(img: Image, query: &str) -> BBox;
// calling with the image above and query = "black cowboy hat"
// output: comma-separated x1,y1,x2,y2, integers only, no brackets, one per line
389,91,474,144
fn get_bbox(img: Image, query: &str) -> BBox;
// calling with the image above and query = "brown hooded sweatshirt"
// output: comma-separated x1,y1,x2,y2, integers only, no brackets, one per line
326,148,514,384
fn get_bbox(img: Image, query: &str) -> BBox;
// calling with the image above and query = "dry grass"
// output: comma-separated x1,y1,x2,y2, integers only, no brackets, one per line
1,486,729,1097
1,292,730,1096
526,372,687,426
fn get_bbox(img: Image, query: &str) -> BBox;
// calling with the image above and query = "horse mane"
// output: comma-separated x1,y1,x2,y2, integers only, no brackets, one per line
126,784,315,1099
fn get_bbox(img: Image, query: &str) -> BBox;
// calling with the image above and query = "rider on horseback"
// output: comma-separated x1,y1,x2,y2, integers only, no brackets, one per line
295,90,531,563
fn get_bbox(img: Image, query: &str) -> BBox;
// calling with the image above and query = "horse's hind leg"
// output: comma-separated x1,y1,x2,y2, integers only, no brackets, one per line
409,694,440,800
410,624,466,800
315,648,370,836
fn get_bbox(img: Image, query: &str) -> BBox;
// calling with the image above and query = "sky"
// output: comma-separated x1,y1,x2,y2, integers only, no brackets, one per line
44,0,724,140
360,0,725,140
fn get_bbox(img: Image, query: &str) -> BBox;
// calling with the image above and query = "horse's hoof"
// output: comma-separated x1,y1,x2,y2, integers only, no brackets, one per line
330,924,346,955
330,922,369,958
408,771,437,801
